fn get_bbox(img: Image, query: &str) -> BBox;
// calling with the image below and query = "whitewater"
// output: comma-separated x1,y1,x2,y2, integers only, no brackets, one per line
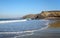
0,19,27,24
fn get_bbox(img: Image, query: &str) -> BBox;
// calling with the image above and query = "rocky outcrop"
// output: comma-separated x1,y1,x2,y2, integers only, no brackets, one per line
41,11,60,20
37,11,60,19
22,11,60,20
23,14,37,19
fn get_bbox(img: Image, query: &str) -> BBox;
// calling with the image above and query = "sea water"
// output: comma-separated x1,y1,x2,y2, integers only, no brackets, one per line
0,20,48,38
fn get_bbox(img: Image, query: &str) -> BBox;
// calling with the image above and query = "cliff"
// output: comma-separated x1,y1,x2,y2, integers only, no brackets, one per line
40,11,60,20
40,11,60,17
22,11,60,20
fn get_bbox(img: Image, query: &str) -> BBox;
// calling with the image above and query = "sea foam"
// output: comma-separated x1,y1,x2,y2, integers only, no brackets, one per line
0,19,27,24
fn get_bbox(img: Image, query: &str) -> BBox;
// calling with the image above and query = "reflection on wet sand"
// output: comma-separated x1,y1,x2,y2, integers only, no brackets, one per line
49,20,60,28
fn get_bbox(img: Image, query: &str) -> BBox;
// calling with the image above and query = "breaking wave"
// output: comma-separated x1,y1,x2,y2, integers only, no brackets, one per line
0,19,27,24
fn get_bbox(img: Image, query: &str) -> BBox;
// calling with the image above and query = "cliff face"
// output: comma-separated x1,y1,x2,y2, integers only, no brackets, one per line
40,11,60,17
41,11,60,20
22,11,60,19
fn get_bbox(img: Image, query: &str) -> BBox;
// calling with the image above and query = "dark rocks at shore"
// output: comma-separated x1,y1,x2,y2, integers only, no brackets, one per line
22,11,60,20
22,14,37,19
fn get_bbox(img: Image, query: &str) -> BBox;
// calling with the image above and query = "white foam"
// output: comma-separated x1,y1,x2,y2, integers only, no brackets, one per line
14,33,33,38
0,32,23,34
0,19,27,24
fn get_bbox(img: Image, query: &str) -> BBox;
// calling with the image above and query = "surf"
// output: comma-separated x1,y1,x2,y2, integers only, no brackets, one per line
0,19,27,24
0,20,49,38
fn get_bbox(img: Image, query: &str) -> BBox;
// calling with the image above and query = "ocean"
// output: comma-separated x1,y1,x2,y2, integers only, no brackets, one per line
0,19,60,38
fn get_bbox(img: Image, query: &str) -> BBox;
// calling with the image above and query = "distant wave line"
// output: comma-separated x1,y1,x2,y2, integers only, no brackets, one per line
0,19,27,24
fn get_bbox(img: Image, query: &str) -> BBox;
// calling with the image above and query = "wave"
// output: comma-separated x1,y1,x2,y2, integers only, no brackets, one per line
0,20,49,38
14,25,48,38
0,25,48,38
0,19,27,24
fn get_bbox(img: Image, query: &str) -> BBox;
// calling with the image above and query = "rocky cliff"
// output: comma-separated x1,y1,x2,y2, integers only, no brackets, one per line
40,11,60,20
23,11,60,20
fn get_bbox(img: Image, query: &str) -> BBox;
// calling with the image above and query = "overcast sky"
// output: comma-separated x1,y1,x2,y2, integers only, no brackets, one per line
0,0,60,18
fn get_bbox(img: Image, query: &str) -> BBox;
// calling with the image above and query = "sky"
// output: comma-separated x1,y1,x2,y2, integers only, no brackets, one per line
0,0,60,18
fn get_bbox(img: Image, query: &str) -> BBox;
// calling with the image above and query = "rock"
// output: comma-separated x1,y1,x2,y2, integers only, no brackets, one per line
22,11,60,20
37,11,60,19
22,14,37,19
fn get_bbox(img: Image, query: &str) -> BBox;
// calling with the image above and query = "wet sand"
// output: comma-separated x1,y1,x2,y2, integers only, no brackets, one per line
49,21,60,28
19,28,60,38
